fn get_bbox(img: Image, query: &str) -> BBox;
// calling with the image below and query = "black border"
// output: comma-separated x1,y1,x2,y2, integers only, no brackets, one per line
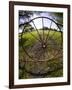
9,1,70,89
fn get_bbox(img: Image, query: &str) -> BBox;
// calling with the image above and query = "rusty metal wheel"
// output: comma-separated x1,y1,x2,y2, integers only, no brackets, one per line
20,17,63,77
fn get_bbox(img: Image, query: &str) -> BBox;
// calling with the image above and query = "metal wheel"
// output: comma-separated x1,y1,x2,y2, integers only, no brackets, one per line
20,17,63,77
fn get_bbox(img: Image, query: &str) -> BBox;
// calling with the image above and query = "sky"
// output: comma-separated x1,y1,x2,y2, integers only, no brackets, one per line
19,11,61,33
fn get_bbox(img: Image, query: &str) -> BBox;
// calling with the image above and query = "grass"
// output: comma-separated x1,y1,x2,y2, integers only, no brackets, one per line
19,29,63,79
20,30,61,48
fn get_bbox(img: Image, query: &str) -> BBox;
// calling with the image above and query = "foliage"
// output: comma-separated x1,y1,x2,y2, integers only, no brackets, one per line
49,12,63,24
19,23,34,33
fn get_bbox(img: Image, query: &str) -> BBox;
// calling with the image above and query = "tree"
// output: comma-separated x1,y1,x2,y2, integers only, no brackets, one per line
19,11,34,22
19,23,34,33
19,11,43,24
49,12,63,24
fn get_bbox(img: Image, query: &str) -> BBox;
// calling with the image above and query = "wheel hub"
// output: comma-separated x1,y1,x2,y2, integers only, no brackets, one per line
42,44,46,48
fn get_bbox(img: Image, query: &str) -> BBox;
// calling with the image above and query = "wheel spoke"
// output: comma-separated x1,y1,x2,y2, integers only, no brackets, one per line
22,31,38,46
32,20,43,43
42,18,44,42
45,21,52,43
46,26,59,46
28,30,41,42
23,23,41,42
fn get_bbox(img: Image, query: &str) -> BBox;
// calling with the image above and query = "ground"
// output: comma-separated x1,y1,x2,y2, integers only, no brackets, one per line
19,30,63,79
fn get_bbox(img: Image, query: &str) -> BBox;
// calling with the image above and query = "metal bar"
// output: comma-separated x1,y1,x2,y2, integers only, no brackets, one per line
46,26,59,45
32,20,43,43
28,31,41,42
45,21,52,43
42,18,44,42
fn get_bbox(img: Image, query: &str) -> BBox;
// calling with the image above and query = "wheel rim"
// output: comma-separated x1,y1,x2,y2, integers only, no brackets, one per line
20,17,63,76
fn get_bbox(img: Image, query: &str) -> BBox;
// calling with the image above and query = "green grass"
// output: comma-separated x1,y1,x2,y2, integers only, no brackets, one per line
20,30,61,48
